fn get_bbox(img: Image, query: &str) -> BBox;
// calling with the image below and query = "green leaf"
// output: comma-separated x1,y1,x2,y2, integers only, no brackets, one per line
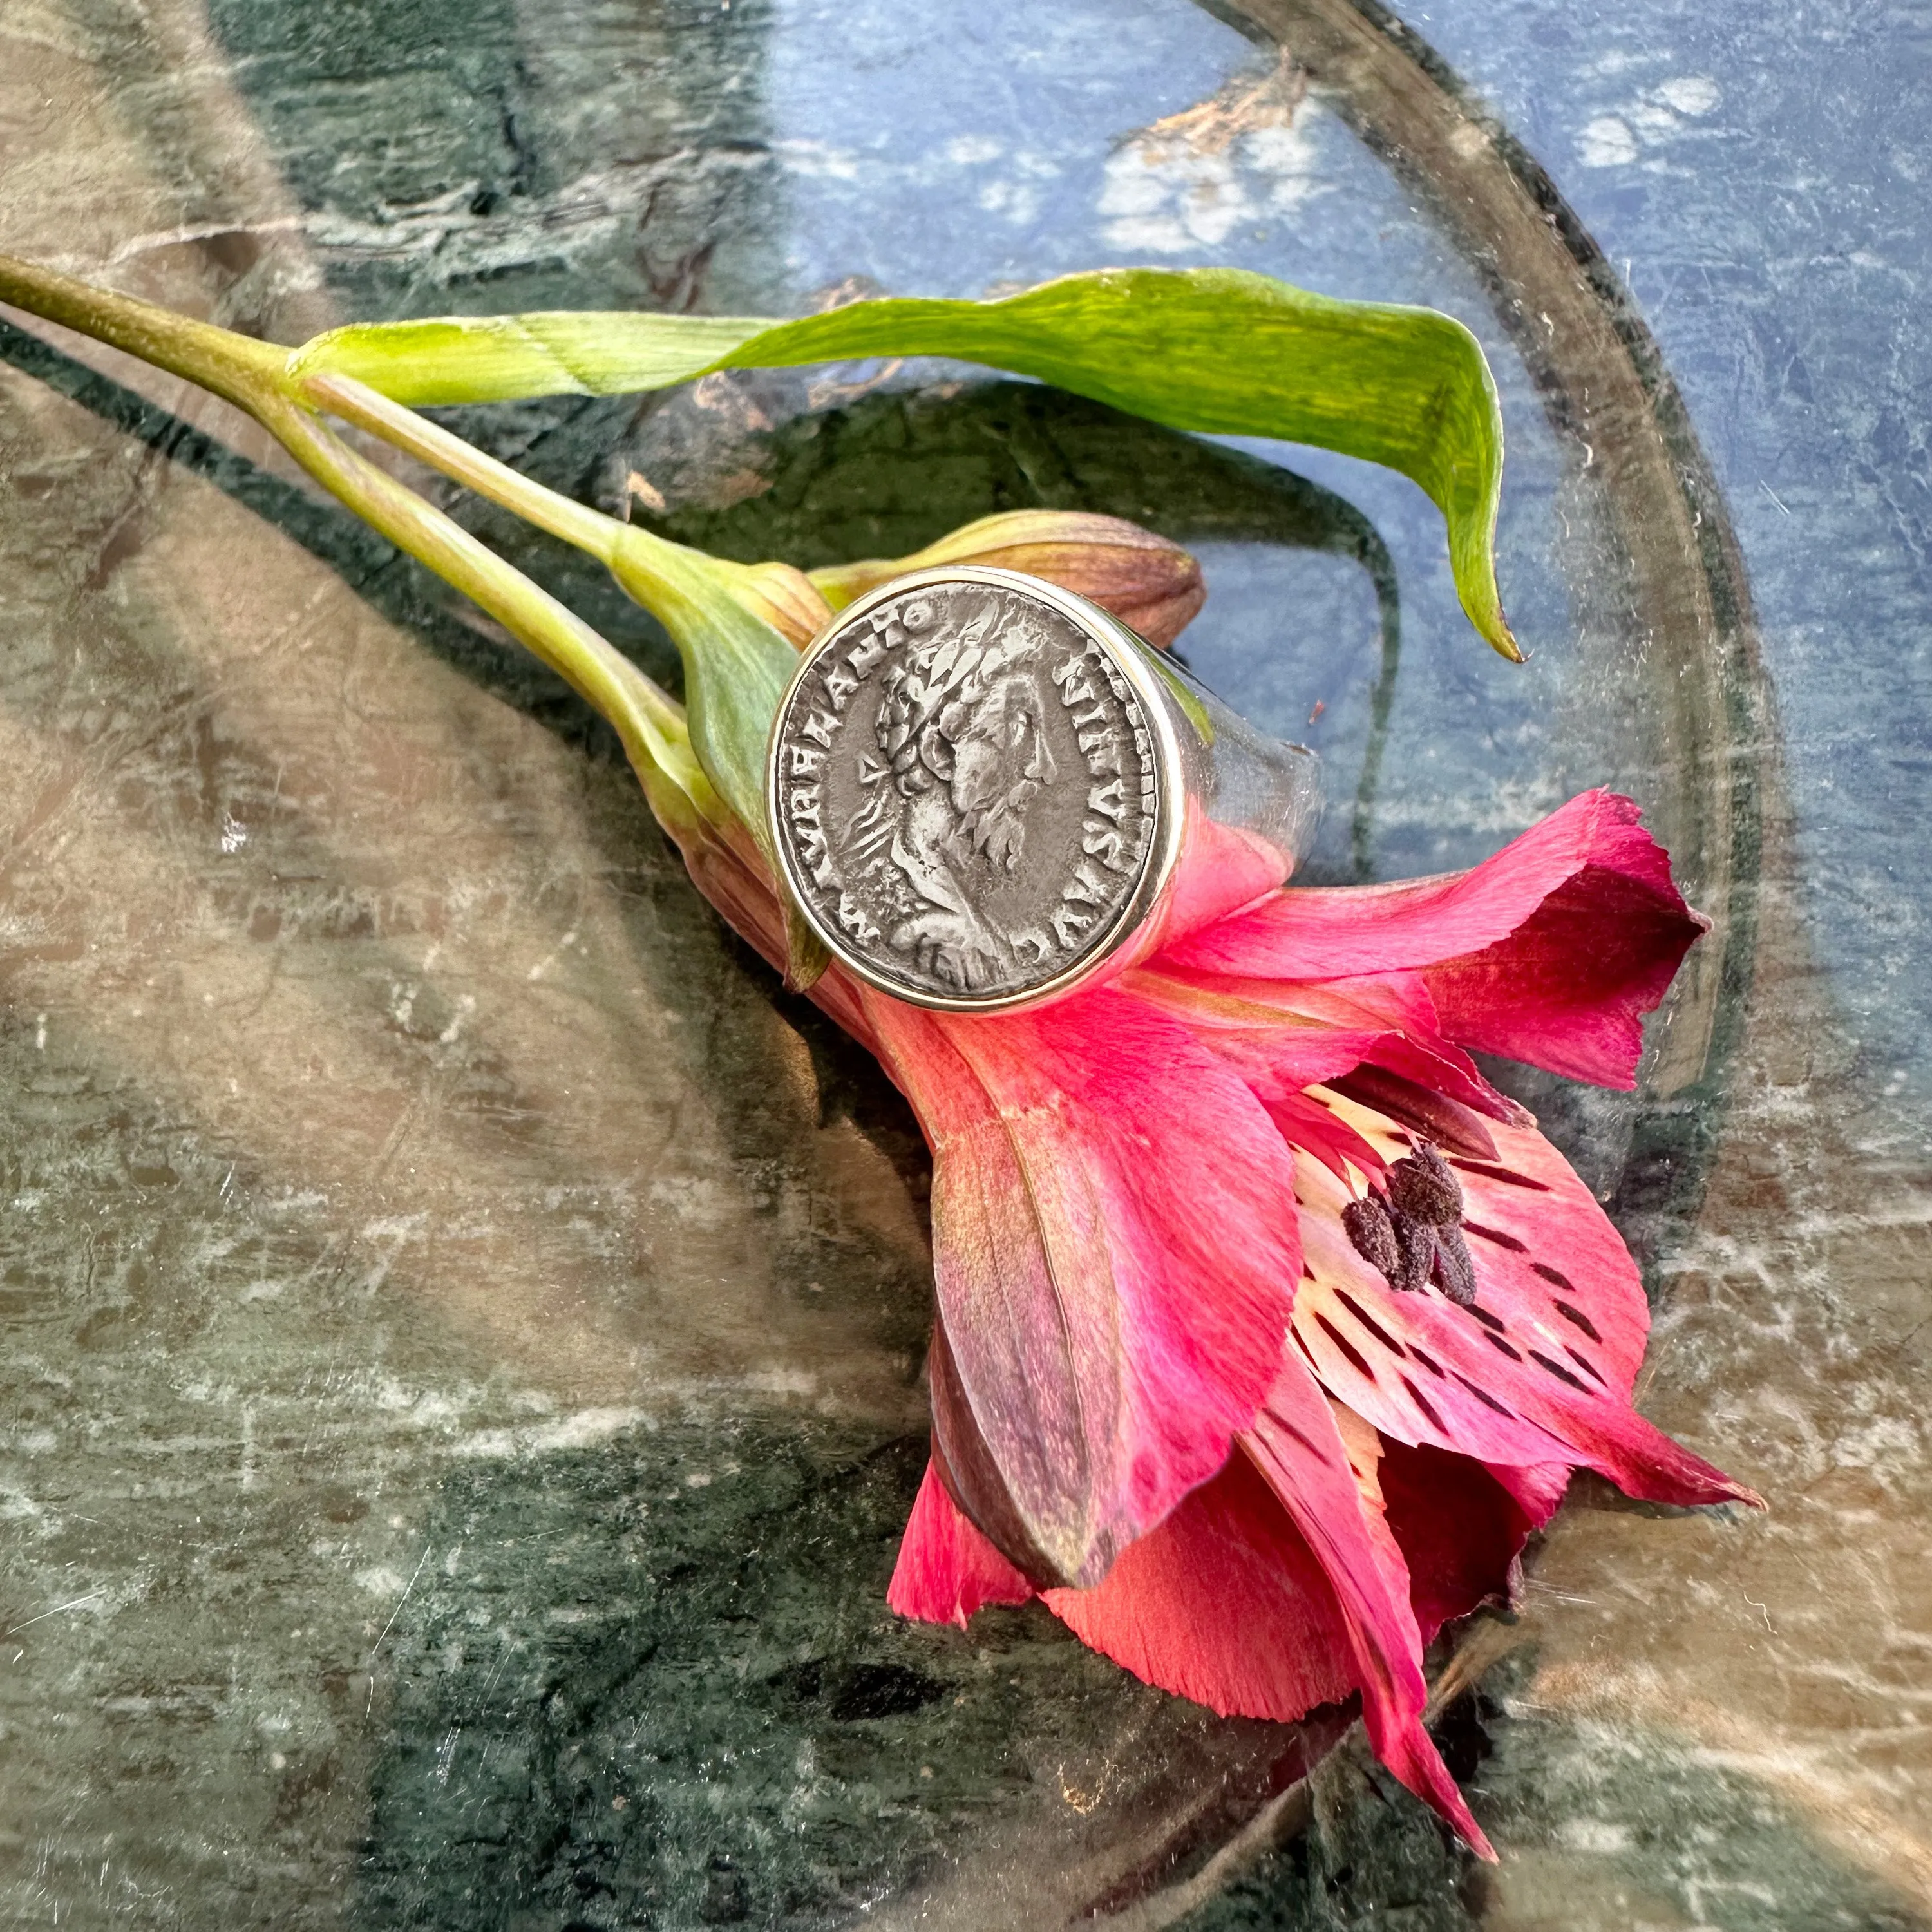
288,311,768,406
289,267,1516,658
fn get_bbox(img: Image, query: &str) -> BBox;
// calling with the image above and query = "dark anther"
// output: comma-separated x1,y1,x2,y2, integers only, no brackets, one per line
1342,1196,1401,1279
1392,1212,1438,1294
1344,1171,1468,1300
1387,1141,1464,1227
1432,1224,1478,1306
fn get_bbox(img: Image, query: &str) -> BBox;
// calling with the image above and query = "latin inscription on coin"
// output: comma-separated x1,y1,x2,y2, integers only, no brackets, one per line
771,580,1161,1003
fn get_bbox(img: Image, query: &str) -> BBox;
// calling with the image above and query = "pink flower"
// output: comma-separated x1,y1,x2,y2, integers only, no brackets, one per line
590,518,1755,1859
663,748,1756,1857
871,791,1757,1859
0,256,1743,1855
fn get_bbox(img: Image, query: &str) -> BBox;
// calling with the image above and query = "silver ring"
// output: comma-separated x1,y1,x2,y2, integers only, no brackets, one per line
767,565,1321,1014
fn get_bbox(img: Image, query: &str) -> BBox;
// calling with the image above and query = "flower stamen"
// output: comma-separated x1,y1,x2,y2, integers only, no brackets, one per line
1392,1213,1439,1295
1430,1224,1478,1306
1340,1195,1400,1279
1341,1141,1479,1306
1387,1142,1463,1226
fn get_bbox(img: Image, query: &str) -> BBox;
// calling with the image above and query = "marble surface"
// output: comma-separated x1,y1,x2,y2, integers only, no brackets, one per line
0,0,1925,1926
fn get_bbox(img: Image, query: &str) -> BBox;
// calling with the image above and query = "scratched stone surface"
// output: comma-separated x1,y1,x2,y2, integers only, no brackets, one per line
0,0,1927,1927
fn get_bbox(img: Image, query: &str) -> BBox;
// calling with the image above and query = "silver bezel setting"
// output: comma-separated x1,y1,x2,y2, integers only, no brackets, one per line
766,565,1191,1014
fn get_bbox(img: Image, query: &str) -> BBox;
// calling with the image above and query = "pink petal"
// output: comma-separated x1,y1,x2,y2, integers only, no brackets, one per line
1042,1447,1356,1725
1289,1101,1759,1509
1147,799,1293,951
1158,790,1653,978
1324,1095,1653,1390
888,1457,1035,1629
1244,1361,1495,1857
1157,792,1703,1090
1421,865,1707,1091
865,985,1301,1588
1483,1459,1573,1524
1379,1442,1535,1643
1122,967,1522,1126
1253,1088,1389,1187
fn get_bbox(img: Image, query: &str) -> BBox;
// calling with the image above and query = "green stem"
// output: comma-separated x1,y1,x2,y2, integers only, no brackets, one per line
0,252,283,411
0,247,795,942
293,355,803,862
298,370,624,565
254,388,694,793
294,366,753,650
0,249,706,819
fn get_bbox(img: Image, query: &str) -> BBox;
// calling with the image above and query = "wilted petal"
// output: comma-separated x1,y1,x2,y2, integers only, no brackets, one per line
865,985,1300,1588
887,1457,1035,1628
922,1316,1070,1584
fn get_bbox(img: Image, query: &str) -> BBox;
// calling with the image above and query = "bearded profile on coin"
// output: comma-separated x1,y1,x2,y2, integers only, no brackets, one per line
844,589,1060,992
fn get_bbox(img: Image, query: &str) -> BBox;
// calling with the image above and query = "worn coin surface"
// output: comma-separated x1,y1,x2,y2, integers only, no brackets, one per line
769,572,1166,1007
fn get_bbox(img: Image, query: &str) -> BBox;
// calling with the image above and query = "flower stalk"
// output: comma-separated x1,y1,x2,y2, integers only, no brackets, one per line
0,256,677,770
0,249,823,963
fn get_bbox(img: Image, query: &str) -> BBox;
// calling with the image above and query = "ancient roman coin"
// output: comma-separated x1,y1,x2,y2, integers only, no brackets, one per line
769,573,1167,1008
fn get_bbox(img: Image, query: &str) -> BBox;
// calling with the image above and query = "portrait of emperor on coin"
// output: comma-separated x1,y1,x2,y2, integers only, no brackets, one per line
852,588,1060,991
773,573,1158,1005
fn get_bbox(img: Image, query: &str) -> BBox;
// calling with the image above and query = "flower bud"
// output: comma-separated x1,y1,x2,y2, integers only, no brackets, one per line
808,510,1206,649
733,558,835,650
